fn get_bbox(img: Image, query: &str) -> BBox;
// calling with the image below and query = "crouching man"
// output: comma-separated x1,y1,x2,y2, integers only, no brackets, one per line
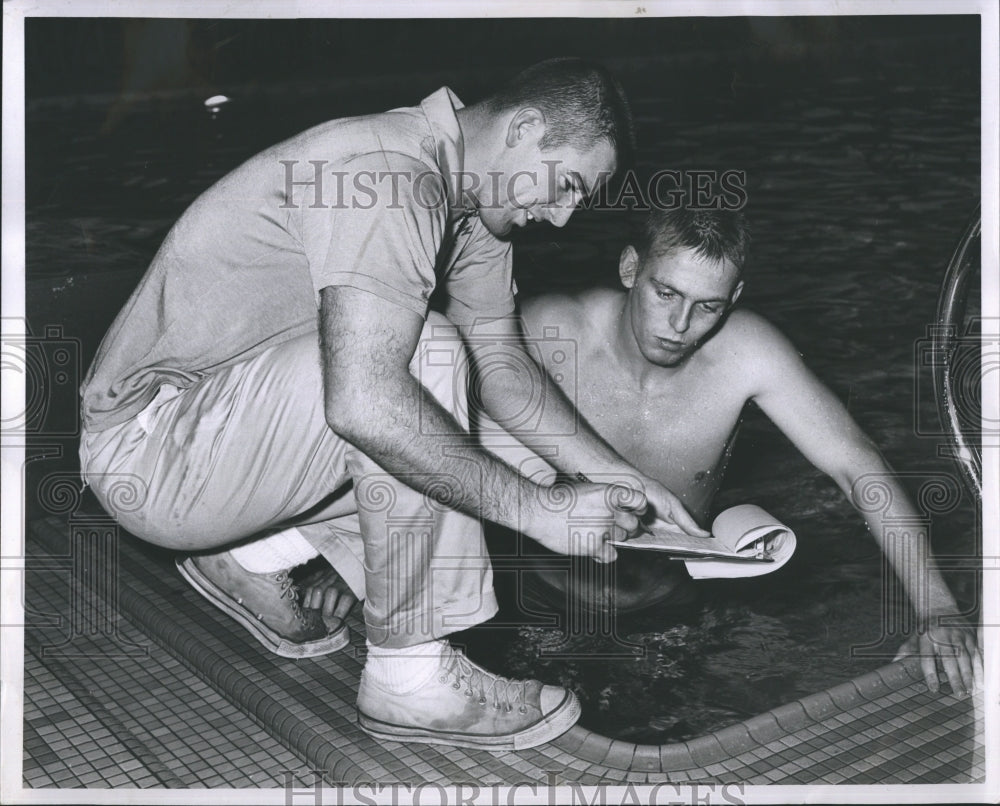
79,59,707,751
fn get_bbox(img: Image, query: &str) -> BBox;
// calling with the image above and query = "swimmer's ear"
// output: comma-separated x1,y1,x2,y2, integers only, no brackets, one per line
506,107,545,148
619,246,640,289
729,280,745,306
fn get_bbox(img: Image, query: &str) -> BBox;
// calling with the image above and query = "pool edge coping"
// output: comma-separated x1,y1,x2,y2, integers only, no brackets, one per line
551,656,928,772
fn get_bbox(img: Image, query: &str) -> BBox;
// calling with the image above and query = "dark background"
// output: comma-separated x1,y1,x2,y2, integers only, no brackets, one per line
26,16,978,100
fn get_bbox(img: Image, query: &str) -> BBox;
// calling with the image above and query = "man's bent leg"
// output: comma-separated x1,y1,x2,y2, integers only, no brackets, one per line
80,335,352,549
346,314,497,649
80,331,360,655
245,314,499,646
81,317,497,651
343,317,578,750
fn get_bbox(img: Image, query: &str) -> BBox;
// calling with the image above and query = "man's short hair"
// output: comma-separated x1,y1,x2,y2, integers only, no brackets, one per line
486,58,635,168
635,206,750,272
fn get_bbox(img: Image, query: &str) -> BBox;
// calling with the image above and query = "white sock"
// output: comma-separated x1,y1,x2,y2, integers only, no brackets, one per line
364,639,450,694
228,527,319,574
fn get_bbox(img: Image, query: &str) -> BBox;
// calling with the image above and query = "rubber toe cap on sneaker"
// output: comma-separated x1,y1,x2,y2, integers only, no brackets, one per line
539,683,570,716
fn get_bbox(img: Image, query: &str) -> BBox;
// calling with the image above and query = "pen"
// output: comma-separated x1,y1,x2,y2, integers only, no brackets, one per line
635,522,655,538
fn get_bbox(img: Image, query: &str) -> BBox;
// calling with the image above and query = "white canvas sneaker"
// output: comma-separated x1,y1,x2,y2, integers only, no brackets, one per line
357,645,580,751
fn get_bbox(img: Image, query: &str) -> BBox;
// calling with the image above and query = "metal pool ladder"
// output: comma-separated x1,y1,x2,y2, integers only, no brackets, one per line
933,204,982,502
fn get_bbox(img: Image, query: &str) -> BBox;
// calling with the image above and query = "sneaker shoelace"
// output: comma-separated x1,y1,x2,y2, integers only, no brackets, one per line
273,570,312,627
439,650,529,713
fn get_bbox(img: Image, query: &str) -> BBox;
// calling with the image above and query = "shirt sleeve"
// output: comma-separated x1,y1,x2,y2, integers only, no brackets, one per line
440,218,517,325
297,152,446,317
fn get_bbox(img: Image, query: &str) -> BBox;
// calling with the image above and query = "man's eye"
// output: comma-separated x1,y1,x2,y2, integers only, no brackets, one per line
656,290,676,300
699,304,722,315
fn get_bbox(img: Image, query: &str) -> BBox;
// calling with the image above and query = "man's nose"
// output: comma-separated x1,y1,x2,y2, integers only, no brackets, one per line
670,302,693,334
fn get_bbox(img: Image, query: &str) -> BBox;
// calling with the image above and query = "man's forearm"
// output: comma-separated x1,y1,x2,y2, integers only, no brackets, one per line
328,367,540,533
846,470,960,622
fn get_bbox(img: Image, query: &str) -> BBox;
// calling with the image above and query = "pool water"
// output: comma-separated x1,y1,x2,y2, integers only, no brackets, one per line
25,34,981,744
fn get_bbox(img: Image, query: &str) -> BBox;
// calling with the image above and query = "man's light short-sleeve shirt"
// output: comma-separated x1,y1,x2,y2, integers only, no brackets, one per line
81,88,515,431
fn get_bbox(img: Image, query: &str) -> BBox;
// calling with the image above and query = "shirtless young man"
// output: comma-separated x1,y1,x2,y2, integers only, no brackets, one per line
515,205,981,696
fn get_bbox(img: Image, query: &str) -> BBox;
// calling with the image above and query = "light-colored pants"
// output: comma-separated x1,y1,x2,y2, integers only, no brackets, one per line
80,314,498,648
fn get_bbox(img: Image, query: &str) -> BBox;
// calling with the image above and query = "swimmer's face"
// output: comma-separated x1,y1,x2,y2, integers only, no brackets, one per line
476,110,616,238
620,244,743,367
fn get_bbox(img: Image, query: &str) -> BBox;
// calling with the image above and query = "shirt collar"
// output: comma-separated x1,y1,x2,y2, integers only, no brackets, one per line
420,87,478,224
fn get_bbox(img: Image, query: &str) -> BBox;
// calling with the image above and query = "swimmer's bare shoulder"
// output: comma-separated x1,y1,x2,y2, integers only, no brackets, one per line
713,307,806,393
714,307,785,349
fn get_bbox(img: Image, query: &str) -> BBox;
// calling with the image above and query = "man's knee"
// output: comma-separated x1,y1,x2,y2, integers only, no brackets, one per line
256,331,326,404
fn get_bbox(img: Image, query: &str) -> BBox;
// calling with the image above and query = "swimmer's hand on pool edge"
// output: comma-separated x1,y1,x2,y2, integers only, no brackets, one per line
893,617,982,698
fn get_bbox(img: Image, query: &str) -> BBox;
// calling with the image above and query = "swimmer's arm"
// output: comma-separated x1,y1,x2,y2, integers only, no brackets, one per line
748,318,979,693
458,313,707,536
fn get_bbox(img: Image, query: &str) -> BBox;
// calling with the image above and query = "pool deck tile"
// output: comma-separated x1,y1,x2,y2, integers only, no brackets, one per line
770,701,810,732
552,725,587,755
827,682,863,710
659,742,698,773
799,690,838,722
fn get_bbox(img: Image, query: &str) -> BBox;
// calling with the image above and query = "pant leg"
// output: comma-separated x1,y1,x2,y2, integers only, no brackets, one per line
348,316,496,647
80,314,496,646
80,330,350,548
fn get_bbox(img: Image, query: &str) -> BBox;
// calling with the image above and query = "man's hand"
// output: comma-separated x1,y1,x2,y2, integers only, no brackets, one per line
638,476,711,537
894,618,982,696
522,480,651,563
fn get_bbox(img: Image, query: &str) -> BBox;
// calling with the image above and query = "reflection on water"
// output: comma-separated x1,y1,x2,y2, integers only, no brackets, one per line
26,43,981,743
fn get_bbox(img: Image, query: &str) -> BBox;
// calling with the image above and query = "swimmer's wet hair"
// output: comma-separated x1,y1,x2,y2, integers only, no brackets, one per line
486,58,635,172
636,206,750,272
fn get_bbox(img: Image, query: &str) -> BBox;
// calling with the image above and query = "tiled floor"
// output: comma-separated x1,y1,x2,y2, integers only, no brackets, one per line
20,514,987,790
22,520,315,789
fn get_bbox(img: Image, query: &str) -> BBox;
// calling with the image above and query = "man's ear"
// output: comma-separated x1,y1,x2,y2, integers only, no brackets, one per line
505,107,545,148
619,246,640,289
729,279,745,306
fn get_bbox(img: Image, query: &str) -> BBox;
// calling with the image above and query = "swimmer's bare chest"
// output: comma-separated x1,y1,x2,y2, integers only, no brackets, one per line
573,350,748,515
